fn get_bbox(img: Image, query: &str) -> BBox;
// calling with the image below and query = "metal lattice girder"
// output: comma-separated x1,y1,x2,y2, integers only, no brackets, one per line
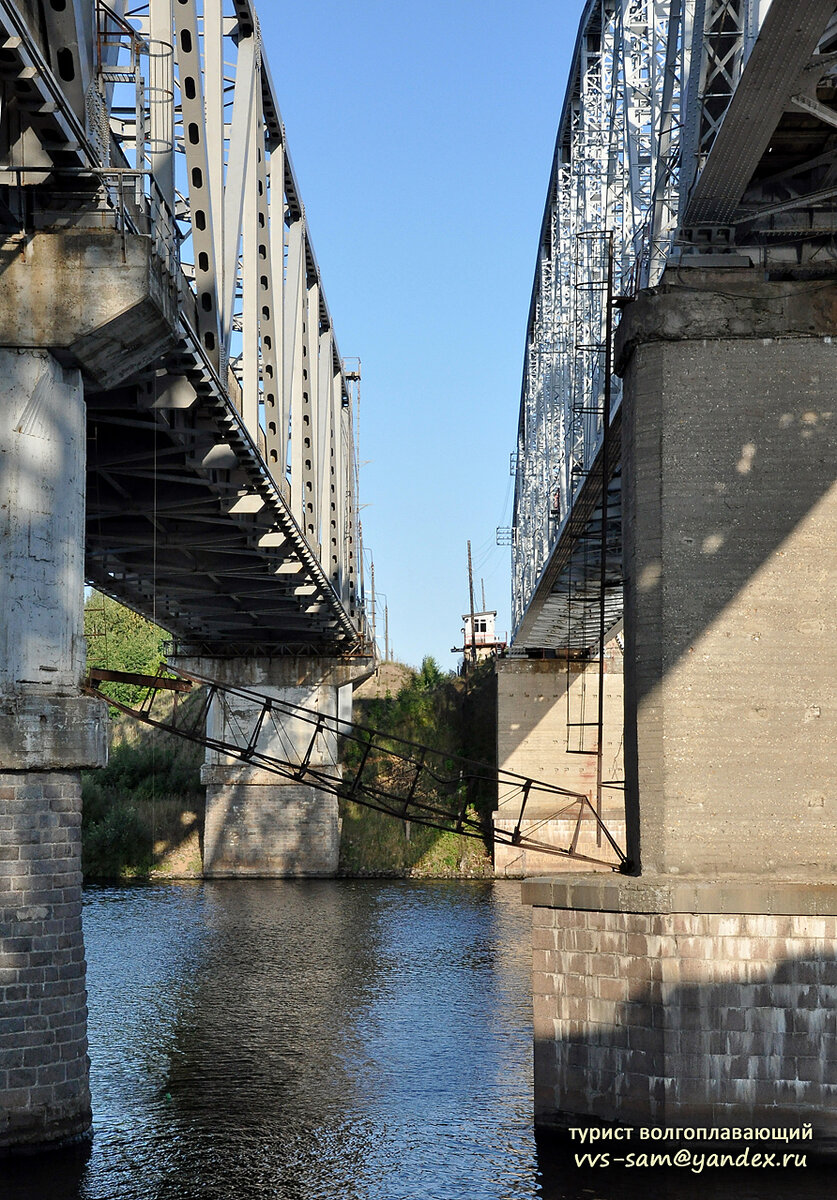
683,0,837,224
512,3,687,648
511,0,837,653
82,665,629,871
0,0,367,650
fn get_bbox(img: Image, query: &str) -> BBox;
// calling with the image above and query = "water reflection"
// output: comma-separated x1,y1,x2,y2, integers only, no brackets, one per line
4,880,540,1200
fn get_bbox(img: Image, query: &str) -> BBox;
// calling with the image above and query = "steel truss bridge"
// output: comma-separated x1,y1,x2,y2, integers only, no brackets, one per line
511,0,837,654
0,0,367,654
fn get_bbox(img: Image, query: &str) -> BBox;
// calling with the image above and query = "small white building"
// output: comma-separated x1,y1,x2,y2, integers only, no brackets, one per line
453,610,507,665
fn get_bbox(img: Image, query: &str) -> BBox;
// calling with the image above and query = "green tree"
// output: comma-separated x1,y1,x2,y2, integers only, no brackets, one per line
84,590,168,708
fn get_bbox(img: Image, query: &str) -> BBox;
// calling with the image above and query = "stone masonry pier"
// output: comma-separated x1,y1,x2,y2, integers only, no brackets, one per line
0,349,107,1151
173,655,372,877
525,875,837,1134
524,270,837,1137
0,226,173,1150
494,650,625,876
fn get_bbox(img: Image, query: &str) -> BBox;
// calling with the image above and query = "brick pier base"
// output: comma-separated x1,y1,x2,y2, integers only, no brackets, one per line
524,875,837,1136
0,773,91,1150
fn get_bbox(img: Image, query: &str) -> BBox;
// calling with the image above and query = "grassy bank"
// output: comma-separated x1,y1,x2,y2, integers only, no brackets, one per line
81,692,205,881
339,657,497,877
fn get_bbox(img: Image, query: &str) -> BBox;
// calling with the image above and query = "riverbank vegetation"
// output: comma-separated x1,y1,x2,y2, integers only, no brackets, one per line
81,592,204,879
339,657,496,877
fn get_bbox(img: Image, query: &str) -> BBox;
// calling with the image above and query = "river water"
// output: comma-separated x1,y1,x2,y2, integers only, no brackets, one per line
4,879,833,1200
5,880,546,1200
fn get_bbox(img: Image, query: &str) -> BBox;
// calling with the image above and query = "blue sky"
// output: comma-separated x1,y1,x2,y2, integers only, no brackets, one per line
258,2,581,670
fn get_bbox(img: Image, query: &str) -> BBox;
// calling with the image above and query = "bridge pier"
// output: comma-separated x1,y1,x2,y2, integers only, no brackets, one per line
174,656,371,877
0,350,107,1151
493,653,625,875
528,271,837,1135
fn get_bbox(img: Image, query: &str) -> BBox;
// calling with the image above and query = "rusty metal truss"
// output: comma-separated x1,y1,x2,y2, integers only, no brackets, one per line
83,666,629,871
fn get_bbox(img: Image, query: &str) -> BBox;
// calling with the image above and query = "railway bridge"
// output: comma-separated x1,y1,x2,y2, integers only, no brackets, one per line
503,0,837,1139
0,0,372,1150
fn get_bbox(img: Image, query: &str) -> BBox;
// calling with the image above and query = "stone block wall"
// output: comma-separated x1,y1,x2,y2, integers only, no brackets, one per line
494,653,625,876
494,816,626,877
0,772,91,1150
202,770,340,877
618,275,837,876
175,655,374,877
526,876,837,1134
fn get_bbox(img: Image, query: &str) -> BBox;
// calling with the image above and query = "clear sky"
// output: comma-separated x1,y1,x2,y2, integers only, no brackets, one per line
258,1,581,670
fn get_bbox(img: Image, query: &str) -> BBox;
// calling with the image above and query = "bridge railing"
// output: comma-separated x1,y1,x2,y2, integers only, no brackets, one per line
1,165,181,282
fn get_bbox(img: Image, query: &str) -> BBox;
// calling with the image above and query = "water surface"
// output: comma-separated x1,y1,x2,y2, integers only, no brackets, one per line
6,879,541,1199
5,879,833,1199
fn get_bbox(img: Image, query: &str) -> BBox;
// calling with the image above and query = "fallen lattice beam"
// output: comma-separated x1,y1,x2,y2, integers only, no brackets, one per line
83,665,629,871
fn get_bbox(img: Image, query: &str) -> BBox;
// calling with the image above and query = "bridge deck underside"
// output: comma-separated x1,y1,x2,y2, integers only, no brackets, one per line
86,391,354,655
514,416,622,655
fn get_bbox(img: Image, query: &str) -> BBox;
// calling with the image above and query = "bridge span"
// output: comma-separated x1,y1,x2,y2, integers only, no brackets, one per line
0,0,374,1151
502,0,837,1140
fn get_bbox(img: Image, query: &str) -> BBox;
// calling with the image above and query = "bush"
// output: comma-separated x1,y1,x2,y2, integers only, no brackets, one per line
84,590,168,709
339,657,498,876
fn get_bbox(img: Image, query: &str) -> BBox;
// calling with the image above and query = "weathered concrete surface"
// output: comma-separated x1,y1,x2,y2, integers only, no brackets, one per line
525,874,837,1133
0,349,106,1151
619,271,837,877
0,230,179,388
0,351,87,693
0,697,106,771
614,271,837,373
494,653,625,875
174,656,373,877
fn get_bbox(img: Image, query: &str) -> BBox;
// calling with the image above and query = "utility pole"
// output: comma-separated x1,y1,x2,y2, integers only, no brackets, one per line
481,578,486,611
384,603,389,663
370,558,377,659
467,540,477,669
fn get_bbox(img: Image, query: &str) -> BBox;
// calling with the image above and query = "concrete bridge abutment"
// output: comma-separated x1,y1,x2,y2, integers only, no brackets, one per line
0,350,107,1151
528,271,837,1137
493,652,625,876
173,656,372,877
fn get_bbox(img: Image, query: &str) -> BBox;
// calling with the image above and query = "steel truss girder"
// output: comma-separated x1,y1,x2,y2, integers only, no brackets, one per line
511,0,837,653
0,0,366,648
512,1,677,649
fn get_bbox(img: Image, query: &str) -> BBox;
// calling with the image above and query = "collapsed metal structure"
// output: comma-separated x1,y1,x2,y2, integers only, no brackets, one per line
0,0,366,652
511,0,837,654
84,666,629,870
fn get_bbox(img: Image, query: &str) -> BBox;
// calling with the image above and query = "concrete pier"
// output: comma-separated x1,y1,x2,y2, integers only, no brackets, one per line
175,656,371,877
494,650,625,876
527,272,837,1133
0,350,107,1151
